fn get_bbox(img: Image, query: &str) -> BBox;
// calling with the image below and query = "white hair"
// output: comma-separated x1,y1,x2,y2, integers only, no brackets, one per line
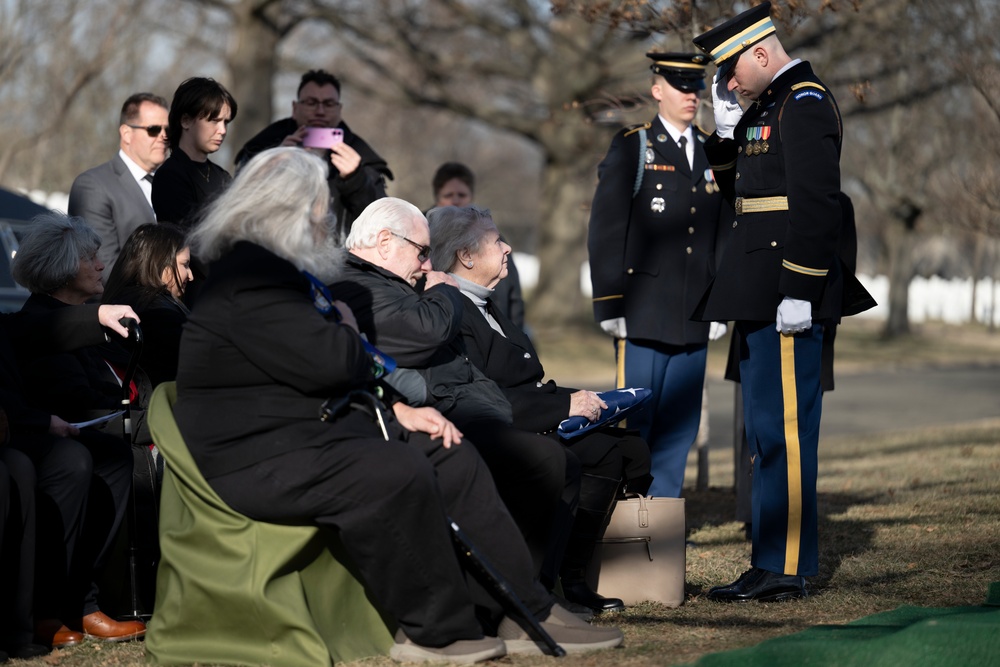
187,147,345,282
344,197,425,250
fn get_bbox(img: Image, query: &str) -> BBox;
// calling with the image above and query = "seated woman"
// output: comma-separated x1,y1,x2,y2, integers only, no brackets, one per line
428,205,653,614
429,162,526,331
102,223,192,386
9,217,145,644
173,146,622,661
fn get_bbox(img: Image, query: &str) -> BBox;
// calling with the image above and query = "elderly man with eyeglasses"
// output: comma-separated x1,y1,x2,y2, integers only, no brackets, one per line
235,69,393,242
69,92,170,279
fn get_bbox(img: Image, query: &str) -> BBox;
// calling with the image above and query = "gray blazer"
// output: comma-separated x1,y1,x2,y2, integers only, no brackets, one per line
68,153,156,278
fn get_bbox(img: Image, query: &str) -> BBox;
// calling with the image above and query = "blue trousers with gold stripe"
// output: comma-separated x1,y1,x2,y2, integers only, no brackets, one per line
738,321,822,577
616,339,707,498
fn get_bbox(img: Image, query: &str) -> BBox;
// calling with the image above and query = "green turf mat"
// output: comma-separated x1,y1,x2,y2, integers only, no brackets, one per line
693,583,1000,667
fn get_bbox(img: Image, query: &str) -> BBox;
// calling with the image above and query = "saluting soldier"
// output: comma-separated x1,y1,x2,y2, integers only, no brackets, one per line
587,52,730,499
692,2,874,602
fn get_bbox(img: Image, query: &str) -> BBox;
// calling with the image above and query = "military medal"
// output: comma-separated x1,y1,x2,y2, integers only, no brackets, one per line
761,140,769,153
645,147,654,164
657,133,667,142
650,197,665,212
704,168,717,194
759,126,771,153
752,142,761,155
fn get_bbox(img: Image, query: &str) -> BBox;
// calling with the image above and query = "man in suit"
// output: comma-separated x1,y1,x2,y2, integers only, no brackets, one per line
691,2,874,602
587,53,730,498
235,69,392,242
69,93,169,279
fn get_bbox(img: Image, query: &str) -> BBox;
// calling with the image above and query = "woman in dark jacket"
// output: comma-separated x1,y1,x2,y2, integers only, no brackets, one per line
9,213,145,644
173,146,622,660
428,205,653,614
102,223,192,386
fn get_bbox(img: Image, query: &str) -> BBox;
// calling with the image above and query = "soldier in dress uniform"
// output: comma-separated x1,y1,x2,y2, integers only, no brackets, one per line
691,1,875,602
587,52,731,498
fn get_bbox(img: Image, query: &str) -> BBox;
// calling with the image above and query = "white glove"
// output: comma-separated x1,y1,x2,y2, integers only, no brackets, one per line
712,70,743,140
776,297,812,335
599,317,627,339
708,321,728,341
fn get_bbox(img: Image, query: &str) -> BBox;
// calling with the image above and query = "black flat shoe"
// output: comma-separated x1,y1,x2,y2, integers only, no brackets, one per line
561,580,626,613
707,567,807,602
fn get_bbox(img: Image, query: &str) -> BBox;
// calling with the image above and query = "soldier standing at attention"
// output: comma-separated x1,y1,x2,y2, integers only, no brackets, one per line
587,52,730,498
691,2,874,602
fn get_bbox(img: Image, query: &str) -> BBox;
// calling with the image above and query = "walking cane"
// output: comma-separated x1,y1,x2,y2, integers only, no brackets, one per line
118,318,150,621
449,519,566,657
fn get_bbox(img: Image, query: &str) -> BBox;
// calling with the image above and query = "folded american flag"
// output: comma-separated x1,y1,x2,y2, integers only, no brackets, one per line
557,387,652,440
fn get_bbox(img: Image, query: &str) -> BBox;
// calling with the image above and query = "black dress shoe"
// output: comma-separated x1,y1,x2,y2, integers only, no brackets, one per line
707,567,807,602
561,579,626,613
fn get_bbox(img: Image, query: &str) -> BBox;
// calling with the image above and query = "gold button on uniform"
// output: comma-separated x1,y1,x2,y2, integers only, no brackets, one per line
656,184,662,190
690,207,696,214
691,186,697,193
627,268,634,274
688,227,694,234
770,241,777,247
686,247,692,254
735,172,741,180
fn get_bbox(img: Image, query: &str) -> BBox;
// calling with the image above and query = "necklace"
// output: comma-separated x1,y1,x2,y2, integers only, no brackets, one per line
199,163,211,183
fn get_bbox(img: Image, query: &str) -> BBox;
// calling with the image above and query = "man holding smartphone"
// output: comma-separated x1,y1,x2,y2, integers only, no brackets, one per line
236,69,392,241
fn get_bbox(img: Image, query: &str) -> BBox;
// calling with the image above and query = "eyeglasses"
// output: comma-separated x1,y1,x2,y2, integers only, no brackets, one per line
126,124,167,138
390,232,431,262
297,98,342,110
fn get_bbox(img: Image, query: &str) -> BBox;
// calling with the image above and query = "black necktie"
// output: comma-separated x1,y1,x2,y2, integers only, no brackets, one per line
678,135,691,170
143,173,155,183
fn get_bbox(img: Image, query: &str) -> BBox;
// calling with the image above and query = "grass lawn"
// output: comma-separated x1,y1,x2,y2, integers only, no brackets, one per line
20,320,1000,667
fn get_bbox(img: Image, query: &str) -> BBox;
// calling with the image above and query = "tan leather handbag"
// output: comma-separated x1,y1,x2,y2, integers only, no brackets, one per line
585,494,686,607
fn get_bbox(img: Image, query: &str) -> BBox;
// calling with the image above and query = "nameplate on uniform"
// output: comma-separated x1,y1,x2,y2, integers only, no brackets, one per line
644,164,675,172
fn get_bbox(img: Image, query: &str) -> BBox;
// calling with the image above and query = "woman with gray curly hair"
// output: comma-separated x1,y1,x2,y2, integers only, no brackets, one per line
8,212,146,645
12,214,105,303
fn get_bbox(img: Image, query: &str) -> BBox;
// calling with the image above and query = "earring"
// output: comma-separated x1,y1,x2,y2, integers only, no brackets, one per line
466,261,474,268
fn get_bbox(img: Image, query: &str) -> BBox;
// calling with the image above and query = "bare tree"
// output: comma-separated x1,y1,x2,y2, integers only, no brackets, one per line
0,0,148,189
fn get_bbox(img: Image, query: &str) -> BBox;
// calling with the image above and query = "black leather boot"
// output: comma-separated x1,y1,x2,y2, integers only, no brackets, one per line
558,473,625,613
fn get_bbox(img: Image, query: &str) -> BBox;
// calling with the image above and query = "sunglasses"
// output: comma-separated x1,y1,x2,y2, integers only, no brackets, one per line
127,124,167,138
390,231,431,262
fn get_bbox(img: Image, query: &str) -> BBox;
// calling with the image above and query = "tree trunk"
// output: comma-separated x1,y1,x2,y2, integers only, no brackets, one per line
224,2,280,170
529,160,594,329
528,108,607,330
882,217,916,338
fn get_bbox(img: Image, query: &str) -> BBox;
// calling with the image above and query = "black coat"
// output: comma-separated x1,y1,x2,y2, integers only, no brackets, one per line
174,242,394,479
456,295,571,434
17,293,152,443
330,255,512,425
588,115,730,345
0,305,111,434
106,287,188,387
693,61,873,323
235,118,392,240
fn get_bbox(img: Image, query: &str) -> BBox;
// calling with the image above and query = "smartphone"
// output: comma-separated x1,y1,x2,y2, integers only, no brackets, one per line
302,127,344,149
